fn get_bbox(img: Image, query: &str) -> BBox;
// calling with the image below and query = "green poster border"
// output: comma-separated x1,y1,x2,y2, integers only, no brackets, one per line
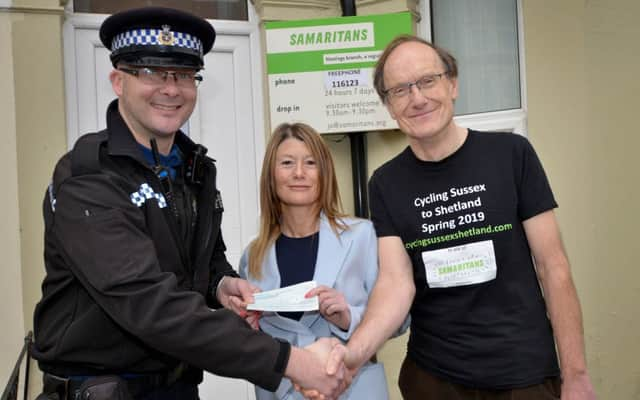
266,12,412,74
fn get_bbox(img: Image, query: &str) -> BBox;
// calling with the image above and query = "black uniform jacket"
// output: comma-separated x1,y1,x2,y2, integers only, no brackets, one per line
32,100,289,391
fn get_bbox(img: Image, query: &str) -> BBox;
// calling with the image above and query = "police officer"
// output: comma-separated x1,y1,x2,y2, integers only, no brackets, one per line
33,7,346,400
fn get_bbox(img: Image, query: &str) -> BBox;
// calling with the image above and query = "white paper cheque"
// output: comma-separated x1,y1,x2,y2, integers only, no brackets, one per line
247,280,319,312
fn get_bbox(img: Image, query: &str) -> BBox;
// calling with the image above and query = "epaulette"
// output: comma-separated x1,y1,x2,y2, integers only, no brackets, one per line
70,131,108,176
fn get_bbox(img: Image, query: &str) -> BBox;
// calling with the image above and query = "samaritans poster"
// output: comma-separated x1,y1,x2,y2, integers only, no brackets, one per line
265,12,412,134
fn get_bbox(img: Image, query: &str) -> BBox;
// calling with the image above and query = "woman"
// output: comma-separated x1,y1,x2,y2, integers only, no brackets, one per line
239,122,390,400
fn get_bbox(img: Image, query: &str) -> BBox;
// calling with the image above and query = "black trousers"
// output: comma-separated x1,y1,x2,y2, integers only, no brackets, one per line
398,356,561,400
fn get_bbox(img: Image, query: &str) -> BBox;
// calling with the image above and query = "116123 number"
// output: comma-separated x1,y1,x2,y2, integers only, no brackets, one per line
332,79,359,88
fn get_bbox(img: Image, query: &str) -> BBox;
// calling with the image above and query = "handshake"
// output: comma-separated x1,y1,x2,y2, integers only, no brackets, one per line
287,337,356,400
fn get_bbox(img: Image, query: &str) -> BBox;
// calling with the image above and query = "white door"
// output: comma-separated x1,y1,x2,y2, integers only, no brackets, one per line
62,5,265,400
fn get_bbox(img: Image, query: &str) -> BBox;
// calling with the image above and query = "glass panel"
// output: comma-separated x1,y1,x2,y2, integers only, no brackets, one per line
431,0,520,115
74,0,248,21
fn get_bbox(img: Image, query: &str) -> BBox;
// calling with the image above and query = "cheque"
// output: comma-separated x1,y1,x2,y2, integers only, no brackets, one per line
247,281,319,312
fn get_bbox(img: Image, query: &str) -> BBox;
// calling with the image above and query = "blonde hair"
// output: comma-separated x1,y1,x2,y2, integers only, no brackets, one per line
248,123,347,279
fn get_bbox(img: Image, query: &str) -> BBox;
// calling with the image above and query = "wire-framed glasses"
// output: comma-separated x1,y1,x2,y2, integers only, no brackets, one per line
383,72,448,102
118,67,203,88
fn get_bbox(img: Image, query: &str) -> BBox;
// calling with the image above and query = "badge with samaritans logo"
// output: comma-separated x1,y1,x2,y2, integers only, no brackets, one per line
158,25,175,46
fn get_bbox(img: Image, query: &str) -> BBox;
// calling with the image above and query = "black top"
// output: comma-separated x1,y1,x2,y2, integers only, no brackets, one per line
369,130,560,389
276,232,319,320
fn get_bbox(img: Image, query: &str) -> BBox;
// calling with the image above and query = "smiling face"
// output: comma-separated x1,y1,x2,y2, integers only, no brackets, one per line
274,138,320,212
110,66,197,147
383,41,459,144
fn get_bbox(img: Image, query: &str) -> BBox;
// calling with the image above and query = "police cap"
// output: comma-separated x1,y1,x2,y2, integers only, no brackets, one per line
99,7,216,69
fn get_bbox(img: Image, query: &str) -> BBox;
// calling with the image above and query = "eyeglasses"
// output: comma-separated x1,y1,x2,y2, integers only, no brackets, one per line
118,67,203,88
383,72,448,102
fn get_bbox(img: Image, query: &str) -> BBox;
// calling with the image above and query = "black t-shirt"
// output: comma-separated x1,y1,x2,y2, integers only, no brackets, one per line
369,130,560,389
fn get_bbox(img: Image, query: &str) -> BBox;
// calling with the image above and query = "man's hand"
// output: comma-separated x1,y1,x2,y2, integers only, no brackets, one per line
561,372,597,400
306,285,351,331
285,338,350,400
298,343,358,400
523,212,596,400
216,277,259,318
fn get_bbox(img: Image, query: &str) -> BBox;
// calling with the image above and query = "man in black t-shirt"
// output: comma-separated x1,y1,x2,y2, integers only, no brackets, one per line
322,35,596,400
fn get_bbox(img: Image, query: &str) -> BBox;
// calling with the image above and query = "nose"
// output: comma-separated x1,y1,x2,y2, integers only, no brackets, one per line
160,75,181,96
408,83,428,101
293,162,305,178
409,82,425,97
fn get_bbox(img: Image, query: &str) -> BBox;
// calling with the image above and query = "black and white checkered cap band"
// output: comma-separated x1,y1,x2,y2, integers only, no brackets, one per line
112,29,203,55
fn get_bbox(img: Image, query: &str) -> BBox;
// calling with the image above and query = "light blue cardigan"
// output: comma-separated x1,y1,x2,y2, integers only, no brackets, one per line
239,215,394,400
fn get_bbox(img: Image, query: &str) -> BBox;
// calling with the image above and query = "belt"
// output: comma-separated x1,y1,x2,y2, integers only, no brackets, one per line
42,364,186,400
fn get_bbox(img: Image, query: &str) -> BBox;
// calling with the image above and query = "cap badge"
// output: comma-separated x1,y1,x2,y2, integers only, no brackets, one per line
158,25,175,46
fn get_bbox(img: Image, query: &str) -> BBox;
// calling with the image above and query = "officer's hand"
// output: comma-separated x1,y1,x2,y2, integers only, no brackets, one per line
296,342,356,399
287,338,350,400
217,277,260,318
